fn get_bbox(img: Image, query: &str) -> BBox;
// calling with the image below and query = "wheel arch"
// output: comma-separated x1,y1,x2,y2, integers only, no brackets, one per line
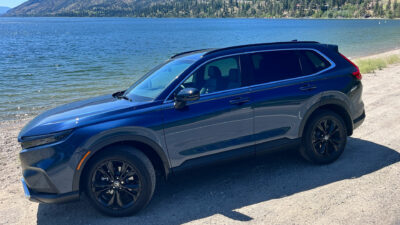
73,134,171,192
299,99,353,137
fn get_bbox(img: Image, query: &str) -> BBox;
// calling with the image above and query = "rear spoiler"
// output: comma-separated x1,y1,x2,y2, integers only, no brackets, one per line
324,44,339,53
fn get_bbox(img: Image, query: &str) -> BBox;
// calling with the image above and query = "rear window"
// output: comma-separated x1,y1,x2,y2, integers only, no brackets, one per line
249,49,331,85
299,50,331,75
250,50,303,84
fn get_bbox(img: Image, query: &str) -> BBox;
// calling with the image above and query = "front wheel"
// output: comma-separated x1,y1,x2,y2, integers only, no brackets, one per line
299,110,348,164
84,145,156,217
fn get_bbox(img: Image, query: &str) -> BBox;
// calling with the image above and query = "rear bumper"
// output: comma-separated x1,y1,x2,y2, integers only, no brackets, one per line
353,110,365,130
21,178,79,203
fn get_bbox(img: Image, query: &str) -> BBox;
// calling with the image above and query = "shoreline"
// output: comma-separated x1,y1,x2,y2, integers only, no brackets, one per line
355,48,400,60
2,16,400,20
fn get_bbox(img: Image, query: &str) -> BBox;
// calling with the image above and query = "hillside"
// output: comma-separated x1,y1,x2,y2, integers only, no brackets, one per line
0,6,10,15
4,0,400,18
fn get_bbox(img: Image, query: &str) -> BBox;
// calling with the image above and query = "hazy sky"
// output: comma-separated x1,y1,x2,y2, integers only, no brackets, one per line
0,0,26,8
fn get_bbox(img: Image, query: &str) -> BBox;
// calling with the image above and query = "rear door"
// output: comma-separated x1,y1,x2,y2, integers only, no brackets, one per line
245,49,333,151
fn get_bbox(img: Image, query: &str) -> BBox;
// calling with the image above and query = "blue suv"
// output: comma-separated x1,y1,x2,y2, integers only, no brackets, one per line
19,41,365,216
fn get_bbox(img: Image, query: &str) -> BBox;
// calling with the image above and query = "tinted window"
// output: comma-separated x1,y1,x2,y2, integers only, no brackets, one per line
299,50,331,75
176,56,241,96
250,50,303,85
249,50,332,85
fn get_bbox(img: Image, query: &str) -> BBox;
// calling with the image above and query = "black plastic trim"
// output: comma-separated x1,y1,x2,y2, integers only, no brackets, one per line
353,110,366,129
30,191,80,204
298,98,353,137
72,133,171,191
172,138,301,174
256,138,301,155
22,178,79,203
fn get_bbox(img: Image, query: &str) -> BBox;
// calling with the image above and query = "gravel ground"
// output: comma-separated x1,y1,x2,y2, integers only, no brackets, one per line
1,62,400,225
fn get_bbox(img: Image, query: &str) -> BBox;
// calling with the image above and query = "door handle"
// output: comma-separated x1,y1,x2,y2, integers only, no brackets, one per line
229,97,250,105
299,84,317,91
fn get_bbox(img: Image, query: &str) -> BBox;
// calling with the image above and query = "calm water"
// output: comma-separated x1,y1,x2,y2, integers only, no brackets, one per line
1,18,400,120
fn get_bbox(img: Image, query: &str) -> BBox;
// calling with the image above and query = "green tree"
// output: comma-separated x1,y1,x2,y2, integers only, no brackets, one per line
394,0,400,17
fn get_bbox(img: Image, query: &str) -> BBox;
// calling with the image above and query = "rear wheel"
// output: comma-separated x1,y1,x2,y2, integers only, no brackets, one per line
300,110,347,164
85,145,156,217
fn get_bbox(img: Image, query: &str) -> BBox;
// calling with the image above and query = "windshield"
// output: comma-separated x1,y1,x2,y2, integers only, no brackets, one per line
124,58,195,102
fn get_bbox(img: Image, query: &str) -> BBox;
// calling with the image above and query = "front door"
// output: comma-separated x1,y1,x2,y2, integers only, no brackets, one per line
162,56,254,168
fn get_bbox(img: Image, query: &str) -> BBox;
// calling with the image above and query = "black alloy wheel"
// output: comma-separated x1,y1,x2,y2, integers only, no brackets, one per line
85,146,156,217
91,160,141,210
311,118,343,156
300,110,347,164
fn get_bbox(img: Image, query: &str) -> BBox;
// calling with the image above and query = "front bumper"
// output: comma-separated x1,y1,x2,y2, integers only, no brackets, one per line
21,178,79,203
19,133,88,203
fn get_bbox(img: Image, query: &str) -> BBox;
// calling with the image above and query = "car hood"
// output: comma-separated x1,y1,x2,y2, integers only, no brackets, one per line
18,94,149,141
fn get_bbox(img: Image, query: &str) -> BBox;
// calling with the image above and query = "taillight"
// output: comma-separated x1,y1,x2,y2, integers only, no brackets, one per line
340,53,362,80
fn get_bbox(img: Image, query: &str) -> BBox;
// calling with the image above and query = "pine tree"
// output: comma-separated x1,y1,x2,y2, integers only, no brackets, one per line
26,0,400,18
374,0,379,16
387,0,392,10
394,0,399,17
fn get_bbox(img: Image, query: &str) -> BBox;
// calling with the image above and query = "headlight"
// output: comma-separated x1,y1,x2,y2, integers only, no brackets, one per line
20,129,73,149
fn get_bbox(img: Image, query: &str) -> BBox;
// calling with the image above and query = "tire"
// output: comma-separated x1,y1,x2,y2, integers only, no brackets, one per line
84,145,156,217
299,110,348,164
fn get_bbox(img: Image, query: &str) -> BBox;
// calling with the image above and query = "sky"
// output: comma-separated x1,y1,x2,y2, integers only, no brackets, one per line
0,0,26,8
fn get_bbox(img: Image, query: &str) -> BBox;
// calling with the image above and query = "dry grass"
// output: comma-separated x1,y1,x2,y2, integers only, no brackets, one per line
355,54,400,74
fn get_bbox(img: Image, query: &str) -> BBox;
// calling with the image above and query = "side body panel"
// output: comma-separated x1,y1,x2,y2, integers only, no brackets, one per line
162,88,254,167
249,79,322,147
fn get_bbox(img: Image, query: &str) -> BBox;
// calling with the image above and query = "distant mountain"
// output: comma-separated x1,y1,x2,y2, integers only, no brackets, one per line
4,0,400,18
0,6,11,15
4,0,157,17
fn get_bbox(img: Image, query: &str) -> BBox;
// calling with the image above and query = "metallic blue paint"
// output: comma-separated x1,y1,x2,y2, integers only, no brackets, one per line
18,42,365,204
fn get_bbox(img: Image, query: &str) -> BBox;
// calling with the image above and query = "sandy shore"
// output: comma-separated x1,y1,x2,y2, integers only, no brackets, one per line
1,50,400,225
354,48,400,60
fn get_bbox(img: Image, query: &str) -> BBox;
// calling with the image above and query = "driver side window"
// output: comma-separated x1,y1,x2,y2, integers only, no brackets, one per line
175,56,241,98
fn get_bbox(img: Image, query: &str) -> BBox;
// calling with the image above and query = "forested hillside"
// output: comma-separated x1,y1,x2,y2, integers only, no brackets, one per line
5,0,400,18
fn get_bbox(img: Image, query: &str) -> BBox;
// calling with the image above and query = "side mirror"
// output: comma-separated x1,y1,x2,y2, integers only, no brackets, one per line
174,88,200,109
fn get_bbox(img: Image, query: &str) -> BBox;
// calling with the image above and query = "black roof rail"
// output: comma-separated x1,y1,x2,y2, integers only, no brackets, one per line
171,49,211,59
204,41,319,56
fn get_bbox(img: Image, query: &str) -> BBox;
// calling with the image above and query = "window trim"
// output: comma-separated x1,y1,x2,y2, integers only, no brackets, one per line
165,55,243,102
164,48,336,104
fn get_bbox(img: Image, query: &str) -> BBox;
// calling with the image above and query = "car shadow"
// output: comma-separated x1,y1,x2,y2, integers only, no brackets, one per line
37,137,400,225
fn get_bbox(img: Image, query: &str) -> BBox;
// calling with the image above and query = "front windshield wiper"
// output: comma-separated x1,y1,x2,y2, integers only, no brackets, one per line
118,95,130,100
112,90,131,101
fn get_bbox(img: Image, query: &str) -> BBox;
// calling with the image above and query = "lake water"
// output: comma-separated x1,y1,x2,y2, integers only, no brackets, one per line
1,18,400,120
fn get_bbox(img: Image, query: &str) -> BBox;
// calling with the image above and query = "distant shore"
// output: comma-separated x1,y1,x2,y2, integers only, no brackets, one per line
2,15,400,20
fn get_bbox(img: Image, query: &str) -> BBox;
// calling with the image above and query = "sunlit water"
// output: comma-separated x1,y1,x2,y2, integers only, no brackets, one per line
1,18,399,120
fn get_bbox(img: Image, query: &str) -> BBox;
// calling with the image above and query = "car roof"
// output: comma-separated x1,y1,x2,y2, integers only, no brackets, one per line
171,41,320,60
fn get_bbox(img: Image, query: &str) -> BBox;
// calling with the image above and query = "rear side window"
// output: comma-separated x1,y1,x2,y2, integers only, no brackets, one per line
249,49,331,85
299,50,331,75
250,50,303,84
